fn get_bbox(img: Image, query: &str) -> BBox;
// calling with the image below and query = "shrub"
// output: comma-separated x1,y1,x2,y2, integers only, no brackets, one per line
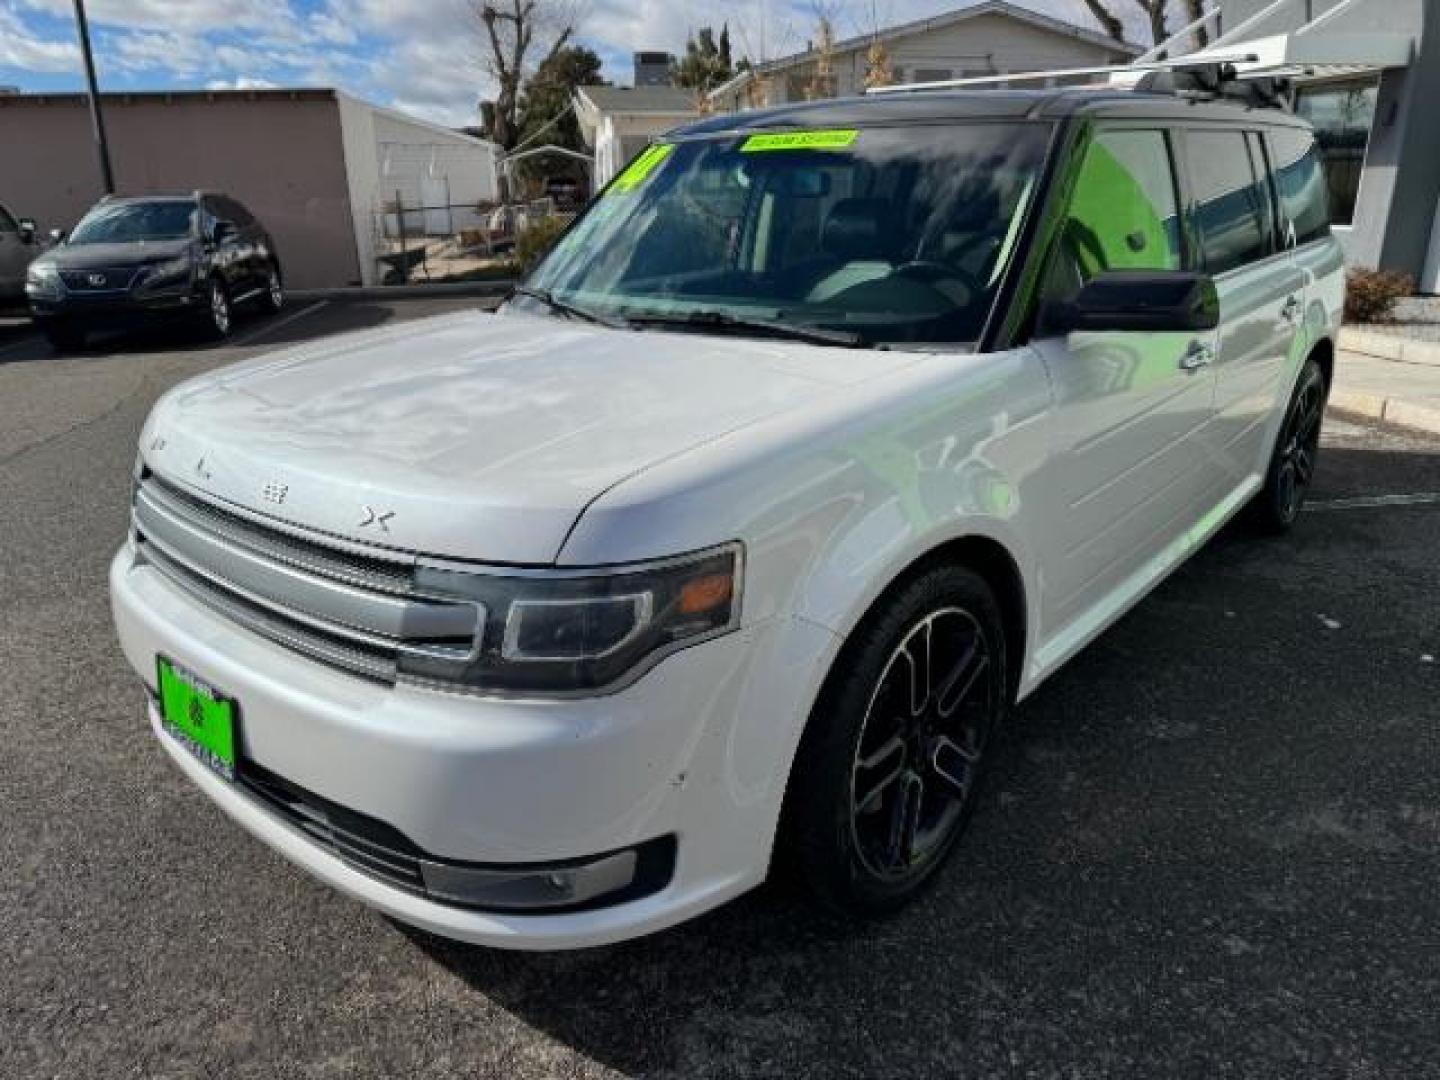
514,216,571,275
1344,267,1414,324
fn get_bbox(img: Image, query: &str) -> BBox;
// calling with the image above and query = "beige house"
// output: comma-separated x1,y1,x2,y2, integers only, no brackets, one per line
708,1,1141,112
573,85,698,188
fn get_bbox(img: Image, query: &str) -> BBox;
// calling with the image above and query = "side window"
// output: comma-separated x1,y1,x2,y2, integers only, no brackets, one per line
1188,129,1273,274
1245,131,1278,250
1042,128,1183,302
1268,128,1331,246
222,198,256,228
0,205,17,234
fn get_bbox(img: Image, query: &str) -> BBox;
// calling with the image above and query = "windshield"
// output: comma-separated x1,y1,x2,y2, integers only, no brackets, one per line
69,201,195,245
524,122,1051,349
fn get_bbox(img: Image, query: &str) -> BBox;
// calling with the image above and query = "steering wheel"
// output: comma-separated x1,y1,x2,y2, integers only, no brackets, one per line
893,260,985,299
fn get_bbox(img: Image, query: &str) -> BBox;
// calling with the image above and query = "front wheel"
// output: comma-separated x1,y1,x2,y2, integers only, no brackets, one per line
1251,356,1327,533
785,564,1007,916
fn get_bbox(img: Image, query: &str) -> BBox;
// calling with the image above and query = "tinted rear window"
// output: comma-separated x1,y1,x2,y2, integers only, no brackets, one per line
1188,130,1273,274
1268,128,1331,246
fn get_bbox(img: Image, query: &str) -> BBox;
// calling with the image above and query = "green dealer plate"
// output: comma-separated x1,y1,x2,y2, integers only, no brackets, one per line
157,656,238,780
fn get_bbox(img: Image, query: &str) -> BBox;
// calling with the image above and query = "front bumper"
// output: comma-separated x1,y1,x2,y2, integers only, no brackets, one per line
111,543,834,949
30,287,201,325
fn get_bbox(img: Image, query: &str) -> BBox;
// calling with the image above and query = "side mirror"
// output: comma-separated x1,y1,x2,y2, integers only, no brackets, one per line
47,227,67,245
212,220,236,244
17,218,36,244
1041,270,1219,335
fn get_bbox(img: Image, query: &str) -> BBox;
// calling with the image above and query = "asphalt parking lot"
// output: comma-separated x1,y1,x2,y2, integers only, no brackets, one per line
2,300,1437,1079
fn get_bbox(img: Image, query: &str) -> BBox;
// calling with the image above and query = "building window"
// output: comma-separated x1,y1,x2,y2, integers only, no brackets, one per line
912,68,951,84
1295,77,1380,226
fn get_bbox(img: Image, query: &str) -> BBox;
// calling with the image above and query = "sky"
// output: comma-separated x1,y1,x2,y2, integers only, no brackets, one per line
0,0,1152,128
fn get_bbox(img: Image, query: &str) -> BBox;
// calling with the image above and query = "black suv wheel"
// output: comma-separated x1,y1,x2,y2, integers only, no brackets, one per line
204,278,233,340
1251,356,1327,533
785,564,1007,915
262,263,284,313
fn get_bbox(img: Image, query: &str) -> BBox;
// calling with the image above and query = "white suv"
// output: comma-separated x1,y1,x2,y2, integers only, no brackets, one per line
111,84,1343,950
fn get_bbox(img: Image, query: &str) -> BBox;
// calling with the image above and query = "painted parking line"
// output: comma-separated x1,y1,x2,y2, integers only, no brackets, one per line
231,300,328,348
1307,492,1440,512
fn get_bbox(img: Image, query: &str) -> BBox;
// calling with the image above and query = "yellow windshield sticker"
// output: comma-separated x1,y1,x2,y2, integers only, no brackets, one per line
611,143,675,192
741,129,859,153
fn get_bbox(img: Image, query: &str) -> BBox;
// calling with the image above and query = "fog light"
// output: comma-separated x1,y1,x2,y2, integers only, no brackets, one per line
419,849,639,910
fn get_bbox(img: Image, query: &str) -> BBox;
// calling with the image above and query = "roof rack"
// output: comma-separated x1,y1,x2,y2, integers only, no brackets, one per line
863,53,1292,110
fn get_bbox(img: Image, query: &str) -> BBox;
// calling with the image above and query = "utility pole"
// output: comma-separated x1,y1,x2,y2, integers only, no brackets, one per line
71,0,114,195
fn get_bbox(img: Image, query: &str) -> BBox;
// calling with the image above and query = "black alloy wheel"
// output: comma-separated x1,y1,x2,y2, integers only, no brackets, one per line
1253,356,1327,532
786,564,1007,914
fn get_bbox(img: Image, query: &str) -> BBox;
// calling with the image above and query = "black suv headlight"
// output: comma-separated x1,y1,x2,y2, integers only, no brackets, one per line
25,262,62,300
402,543,743,695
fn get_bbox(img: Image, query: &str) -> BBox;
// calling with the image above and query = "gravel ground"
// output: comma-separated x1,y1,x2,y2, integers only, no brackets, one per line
1,305,1438,1078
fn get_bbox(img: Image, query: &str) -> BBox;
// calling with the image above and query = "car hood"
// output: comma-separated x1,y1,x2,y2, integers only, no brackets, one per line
46,239,193,269
141,310,915,563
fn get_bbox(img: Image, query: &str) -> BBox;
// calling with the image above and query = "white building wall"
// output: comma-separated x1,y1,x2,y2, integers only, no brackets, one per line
337,92,500,284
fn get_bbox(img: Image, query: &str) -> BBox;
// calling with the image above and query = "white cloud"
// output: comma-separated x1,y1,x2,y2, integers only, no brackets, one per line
108,30,209,77
18,0,286,34
0,0,1147,129
0,8,78,73
205,75,279,90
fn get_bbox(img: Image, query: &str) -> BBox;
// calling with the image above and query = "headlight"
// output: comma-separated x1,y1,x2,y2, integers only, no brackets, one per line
141,255,193,287
401,542,743,694
25,262,61,299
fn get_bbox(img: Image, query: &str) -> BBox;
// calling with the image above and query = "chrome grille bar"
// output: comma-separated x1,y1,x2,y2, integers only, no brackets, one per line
133,473,485,681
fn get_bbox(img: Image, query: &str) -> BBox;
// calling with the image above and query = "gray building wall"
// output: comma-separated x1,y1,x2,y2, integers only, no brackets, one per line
0,91,361,289
1216,0,1437,283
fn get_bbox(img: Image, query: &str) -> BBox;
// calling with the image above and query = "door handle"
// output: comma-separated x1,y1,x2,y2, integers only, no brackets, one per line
1281,295,1302,323
1179,340,1214,372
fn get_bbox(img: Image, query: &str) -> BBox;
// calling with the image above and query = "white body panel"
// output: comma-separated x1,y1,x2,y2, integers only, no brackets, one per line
110,137,1346,951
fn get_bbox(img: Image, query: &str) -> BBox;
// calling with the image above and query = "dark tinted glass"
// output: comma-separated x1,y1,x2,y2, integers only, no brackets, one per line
1294,80,1375,225
528,123,1052,348
1188,130,1272,274
222,197,256,227
0,205,16,234
1041,129,1182,303
69,201,196,244
1268,128,1331,245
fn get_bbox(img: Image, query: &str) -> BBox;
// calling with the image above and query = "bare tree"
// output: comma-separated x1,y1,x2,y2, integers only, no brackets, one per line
1181,0,1210,48
472,0,584,150
1080,0,1170,47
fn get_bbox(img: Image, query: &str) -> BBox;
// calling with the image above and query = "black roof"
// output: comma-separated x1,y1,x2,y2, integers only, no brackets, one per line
673,87,1310,138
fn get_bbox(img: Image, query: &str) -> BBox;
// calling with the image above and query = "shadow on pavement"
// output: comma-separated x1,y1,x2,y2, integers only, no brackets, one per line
400,438,1439,1077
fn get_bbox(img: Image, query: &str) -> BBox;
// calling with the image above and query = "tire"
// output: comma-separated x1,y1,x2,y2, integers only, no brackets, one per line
41,322,85,351
261,263,284,313
202,277,233,340
784,563,1009,916
1250,355,1327,534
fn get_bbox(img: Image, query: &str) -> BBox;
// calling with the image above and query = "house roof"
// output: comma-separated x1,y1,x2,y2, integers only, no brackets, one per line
575,85,697,116
735,0,1141,83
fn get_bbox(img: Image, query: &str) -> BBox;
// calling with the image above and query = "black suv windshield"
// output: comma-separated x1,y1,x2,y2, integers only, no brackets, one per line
525,122,1051,349
69,201,195,245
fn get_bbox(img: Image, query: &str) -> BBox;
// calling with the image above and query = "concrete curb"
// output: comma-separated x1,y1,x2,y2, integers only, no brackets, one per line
1339,326,1440,368
289,281,516,302
1330,388,1440,437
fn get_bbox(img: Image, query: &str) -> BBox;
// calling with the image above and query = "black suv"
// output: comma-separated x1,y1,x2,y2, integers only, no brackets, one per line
26,191,283,349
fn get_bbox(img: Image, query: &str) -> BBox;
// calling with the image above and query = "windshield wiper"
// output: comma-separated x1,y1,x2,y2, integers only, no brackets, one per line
511,285,628,329
621,308,865,349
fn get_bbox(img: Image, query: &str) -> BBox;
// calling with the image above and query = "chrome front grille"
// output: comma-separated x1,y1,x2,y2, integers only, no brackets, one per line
133,474,484,683
60,266,140,292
